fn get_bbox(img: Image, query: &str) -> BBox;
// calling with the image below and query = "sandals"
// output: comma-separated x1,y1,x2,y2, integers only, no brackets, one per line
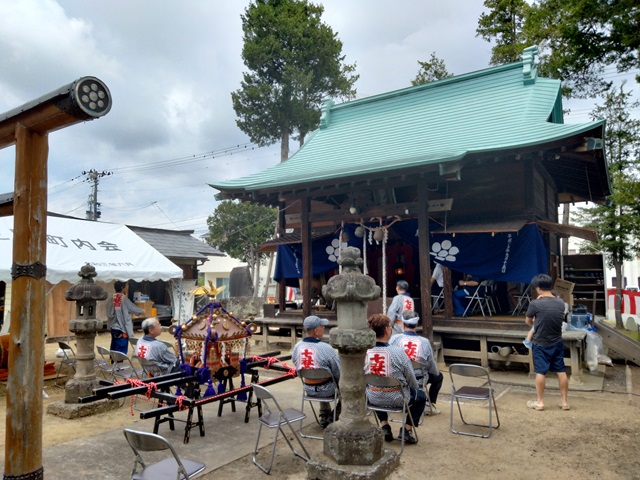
557,402,571,411
527,400,544,411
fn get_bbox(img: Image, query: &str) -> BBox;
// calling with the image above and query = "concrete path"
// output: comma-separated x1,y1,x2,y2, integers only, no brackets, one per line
0,336,611,479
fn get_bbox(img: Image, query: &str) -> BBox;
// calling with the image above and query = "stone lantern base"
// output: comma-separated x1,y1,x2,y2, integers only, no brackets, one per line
47,398,120,420
307,449,399,480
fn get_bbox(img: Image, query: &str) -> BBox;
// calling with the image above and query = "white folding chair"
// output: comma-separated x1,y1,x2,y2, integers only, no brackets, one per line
364,374,418,455
449,363,500,438
95,345,115,381
110,350,144,381
410,360,432,423
54,341,77,388
431,288,444,314
251,383,310,474
128,337,140,356
512,284,531,316
297,367,339,439
123,428,205,479
135,355,164,378
463,280,493,317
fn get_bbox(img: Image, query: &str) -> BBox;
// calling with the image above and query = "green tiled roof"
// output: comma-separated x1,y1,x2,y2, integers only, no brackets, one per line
211,49,604,194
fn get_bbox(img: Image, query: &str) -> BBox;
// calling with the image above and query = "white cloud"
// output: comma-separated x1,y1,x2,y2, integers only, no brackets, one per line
1,0,627,237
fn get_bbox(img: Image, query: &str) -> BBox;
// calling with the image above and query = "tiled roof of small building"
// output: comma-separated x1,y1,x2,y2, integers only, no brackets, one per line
128,226,222,261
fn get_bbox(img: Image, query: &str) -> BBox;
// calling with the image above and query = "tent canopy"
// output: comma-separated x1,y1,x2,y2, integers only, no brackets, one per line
0,215,183,283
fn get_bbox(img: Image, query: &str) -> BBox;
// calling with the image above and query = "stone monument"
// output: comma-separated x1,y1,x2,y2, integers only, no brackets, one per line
47,264,118,418
307,247,399,480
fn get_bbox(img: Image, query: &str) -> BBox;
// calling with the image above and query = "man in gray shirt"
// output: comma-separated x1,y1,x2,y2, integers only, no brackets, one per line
525,274,570,411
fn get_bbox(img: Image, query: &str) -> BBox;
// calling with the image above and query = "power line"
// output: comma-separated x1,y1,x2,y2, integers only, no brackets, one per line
110,143,258,174
152,202,181,230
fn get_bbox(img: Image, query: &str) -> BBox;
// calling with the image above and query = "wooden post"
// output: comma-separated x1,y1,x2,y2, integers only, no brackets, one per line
5,125,48,480
277,203,286,311
443,266,454,319
0,76,112,480
417,187,433,341
301,198,312,318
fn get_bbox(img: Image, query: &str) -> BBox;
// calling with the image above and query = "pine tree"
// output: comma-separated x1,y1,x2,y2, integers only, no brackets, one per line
231,0,358,161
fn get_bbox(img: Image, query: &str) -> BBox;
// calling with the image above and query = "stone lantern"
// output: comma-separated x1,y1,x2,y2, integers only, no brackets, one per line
62,264,107,403
307,247,399,480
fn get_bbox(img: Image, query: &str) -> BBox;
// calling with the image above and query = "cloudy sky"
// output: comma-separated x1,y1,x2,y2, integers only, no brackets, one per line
0,0,636,237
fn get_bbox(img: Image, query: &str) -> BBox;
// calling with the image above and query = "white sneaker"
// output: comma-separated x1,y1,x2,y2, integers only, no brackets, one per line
426,404,441,416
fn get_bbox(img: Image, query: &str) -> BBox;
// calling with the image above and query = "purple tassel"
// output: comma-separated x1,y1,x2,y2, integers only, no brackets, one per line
204,380,216,397
217,381,226,395
175,385,182,396
237,358,248,402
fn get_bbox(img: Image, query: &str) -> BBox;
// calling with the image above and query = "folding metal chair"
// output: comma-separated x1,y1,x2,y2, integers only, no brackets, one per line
95,345,116,381
364,374,418,455
449,363,500,438
512,284,531,316
128,337,140,354
110,350,143,381
431,288,444,314
297,367,339,440
123,428,205,480
54,341,76,388
251,383,310,474
463,280,493,317
135,355,164,378
410,360,432,423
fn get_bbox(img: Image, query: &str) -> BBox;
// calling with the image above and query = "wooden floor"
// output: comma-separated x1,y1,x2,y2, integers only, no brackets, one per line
275,308,529,331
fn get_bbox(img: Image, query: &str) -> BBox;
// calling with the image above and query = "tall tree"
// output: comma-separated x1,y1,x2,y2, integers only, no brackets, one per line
411,52,453,85
476,0,531,65
574,85,640,328
207,200,278,296
524,0,639,98
477,0,639,98
231,0,358,161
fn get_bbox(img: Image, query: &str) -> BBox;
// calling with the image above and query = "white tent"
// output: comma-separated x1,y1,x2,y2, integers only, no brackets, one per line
0,215,183,283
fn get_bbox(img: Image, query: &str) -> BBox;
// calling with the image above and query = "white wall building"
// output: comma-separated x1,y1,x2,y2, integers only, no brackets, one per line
198,254,276,299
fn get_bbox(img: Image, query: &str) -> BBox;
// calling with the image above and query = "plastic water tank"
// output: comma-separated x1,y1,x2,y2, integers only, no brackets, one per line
570,305,590,329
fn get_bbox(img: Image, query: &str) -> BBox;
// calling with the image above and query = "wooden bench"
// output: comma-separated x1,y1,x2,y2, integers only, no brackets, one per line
434,326,587,385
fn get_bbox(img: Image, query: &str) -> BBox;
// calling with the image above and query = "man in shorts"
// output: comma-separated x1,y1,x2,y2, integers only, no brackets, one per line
525,274,570,411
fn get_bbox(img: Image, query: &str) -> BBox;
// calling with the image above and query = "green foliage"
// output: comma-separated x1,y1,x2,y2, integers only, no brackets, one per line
411,52,453,85
231,0,358,160
574,86,640,327
206,201,277,279
523,0,639,98
477,0,639,98
476,0,531,65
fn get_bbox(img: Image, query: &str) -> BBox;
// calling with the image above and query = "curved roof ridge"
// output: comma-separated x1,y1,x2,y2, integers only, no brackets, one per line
331,61,524,112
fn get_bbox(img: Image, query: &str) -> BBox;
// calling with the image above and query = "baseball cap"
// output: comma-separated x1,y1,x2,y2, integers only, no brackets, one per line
303,315,330,330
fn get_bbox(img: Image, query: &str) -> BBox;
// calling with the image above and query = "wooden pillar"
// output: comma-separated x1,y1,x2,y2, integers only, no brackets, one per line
277,203,286,311
5,124,48,479
443,266,454,319
301,198,312,318
417,186,433,341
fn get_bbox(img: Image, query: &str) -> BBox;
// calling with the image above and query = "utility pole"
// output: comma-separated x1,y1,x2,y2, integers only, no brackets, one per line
83,169,111,220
